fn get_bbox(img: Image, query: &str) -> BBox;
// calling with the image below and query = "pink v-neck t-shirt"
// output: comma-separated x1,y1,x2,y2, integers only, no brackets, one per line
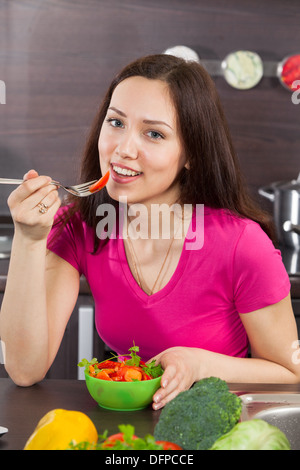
47,206,290,362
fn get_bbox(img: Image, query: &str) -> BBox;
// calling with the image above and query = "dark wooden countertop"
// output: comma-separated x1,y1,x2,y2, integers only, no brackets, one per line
0,378,161,451
0,378,300,451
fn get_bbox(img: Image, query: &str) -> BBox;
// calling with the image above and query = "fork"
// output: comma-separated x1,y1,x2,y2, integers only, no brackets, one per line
0,178,98,197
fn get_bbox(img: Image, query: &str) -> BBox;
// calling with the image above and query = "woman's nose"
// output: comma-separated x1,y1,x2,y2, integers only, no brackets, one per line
117,131,139,159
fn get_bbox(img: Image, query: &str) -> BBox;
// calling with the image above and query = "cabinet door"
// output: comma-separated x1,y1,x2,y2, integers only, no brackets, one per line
45,295,105,379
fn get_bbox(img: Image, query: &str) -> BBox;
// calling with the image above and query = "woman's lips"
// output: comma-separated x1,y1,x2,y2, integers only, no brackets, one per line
110,163,143,184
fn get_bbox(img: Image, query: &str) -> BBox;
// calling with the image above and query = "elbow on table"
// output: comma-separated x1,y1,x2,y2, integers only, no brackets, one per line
4,362,46,387
289,369,300,385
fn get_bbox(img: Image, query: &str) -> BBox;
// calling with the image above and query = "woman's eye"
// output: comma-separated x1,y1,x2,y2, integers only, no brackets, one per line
147,130,164,140
106,118,123,128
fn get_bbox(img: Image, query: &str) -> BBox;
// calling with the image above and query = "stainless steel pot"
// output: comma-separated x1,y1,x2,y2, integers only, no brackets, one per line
258,174,300,249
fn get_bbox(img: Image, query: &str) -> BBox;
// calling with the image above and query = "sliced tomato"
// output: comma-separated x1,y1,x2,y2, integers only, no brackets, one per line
155,440,183,450
110,374,123,381
98,360,118,369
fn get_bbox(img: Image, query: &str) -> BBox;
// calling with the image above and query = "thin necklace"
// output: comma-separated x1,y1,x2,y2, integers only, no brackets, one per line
126,221,181,296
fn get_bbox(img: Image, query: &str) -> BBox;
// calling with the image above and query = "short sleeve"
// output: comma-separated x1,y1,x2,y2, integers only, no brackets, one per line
47,207,84,274
233,223,290,313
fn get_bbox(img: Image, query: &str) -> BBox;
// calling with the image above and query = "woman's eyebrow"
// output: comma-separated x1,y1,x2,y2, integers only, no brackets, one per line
143,119,173,130
108,106,127,117
108,106,173,130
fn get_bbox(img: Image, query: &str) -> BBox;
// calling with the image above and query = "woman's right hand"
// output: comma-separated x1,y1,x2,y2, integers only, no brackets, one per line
7,169,61,242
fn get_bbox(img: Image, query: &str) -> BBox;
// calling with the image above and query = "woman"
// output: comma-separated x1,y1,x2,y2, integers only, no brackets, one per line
1,54,299,409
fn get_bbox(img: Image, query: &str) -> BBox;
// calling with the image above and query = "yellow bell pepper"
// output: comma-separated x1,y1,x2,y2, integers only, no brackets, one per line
24,409,98,450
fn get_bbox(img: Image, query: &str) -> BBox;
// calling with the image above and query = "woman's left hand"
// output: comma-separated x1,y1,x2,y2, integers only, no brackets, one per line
150,347,202,410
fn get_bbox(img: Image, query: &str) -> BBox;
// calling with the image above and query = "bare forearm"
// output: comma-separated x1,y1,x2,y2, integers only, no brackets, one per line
196,348,300,385
152,345,300,409
0,171,62,385
0,234,49,385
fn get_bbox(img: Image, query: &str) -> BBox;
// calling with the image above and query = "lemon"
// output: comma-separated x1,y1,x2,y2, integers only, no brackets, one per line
24,409,98,450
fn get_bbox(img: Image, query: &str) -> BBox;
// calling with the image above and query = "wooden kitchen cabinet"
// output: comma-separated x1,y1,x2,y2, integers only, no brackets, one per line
45,294,106,380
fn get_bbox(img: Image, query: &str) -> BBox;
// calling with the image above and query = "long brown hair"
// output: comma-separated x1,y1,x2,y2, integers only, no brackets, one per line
61,54,275,249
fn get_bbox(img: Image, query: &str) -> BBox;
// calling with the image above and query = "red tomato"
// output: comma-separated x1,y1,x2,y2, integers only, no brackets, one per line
98,360,118,369
142,372,152,380
155,441,183,450
110,373,123,381
102,432,138,448
102,433,181,450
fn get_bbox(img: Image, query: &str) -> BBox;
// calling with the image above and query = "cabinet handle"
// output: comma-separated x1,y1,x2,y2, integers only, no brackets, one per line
77,306,94,380
0,339,5,366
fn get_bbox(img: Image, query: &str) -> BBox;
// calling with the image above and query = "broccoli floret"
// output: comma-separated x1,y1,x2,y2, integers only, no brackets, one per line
153,377,242,450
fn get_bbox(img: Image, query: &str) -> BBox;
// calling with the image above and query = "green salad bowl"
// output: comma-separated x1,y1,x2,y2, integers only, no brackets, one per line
84,371,162,411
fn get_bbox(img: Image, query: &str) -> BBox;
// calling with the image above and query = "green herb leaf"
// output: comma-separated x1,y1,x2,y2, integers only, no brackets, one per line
66,424,165,451
125,342,141,367
142,359,164,378
77,358,98,373
118,424,135,443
